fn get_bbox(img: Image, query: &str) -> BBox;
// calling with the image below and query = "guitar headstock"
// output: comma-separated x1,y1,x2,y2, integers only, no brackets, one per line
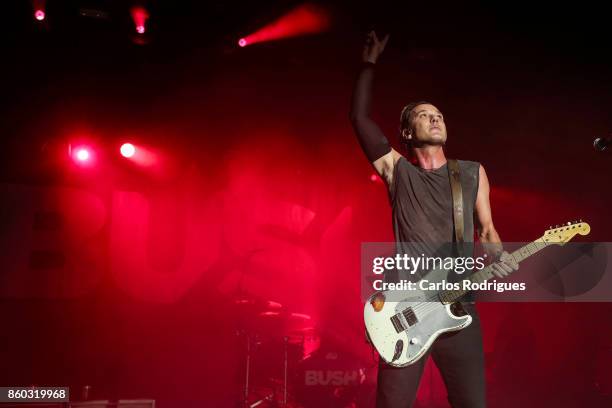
542,220,591,245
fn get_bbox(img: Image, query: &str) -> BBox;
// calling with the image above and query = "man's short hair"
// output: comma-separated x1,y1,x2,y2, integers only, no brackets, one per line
398,101,434,150
399,101,432,131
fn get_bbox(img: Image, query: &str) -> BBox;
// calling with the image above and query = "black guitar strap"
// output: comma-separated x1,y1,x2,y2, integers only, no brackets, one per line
447,159,464,257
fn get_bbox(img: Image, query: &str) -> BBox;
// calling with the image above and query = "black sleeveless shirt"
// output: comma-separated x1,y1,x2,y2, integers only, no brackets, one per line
389,157,480,282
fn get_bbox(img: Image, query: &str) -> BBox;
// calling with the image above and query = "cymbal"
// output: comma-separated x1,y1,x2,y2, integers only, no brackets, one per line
232,297,283,311
257,311,310,317
255,311,315,337
256,311,312,324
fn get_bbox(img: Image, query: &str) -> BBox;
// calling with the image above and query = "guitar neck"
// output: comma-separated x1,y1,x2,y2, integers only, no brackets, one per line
439,238,549,304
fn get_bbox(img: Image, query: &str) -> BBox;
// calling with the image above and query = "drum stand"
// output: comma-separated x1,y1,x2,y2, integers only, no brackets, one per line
240,333,290,407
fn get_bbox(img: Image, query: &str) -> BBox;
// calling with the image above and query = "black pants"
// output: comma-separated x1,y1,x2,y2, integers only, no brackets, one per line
376,303,486,408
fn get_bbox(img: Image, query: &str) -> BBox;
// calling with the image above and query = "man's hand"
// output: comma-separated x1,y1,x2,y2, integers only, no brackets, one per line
362,31,389,64
490,251,519,278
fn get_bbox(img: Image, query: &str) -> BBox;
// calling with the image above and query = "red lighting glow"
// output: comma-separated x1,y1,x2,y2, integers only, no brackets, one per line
118,142,158,168
76,149,89,161
68,143,96,167
239,3,331,47
120,143,136,158
70,145,92,164
131,7,149,34
33,0,46,22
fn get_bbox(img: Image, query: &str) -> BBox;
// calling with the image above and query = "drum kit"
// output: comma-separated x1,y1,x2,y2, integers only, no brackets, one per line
233,297,320,408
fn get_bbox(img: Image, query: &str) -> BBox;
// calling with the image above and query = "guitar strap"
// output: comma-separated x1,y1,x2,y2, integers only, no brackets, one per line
447,159,464,257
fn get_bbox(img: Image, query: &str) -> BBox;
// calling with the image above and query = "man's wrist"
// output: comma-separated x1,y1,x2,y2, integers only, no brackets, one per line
483,243,503,262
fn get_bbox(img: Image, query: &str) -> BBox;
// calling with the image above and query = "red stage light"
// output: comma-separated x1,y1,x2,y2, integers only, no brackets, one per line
131,7,149,34
118,143,157,168
239,3,331,47
120,143,136,158
238,38,247,47
74,148,90,162
68,143,96,167
34,10,45,21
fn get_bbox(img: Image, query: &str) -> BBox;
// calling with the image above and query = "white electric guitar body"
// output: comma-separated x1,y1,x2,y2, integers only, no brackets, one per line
364,266,472,367
364,221,591,367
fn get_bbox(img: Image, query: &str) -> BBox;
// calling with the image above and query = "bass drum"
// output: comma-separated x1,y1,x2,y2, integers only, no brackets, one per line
293,344,375,408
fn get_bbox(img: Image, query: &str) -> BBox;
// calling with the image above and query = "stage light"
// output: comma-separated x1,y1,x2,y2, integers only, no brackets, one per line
33,0,46,22
120,143,136,158
33,0,47,22
239,3,330,47
131,6,149,34
118,142,157,168
75,148,89,162
68,143,96,167
369,173,383,184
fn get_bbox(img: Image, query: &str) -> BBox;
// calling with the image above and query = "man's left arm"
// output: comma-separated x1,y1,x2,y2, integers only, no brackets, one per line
474,164,519,278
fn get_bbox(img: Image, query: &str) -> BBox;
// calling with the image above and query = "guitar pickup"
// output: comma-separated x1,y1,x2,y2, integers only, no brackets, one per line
402,307,418,326
390,314,406,333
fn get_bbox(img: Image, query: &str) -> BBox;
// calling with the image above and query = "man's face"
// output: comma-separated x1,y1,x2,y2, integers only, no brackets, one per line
408,104,447,146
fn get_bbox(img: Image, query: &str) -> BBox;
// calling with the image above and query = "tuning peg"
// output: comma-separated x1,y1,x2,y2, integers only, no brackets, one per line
549,226,552,229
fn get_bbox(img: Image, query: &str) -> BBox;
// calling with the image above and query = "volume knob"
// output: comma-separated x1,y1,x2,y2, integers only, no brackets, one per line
409,337,419,345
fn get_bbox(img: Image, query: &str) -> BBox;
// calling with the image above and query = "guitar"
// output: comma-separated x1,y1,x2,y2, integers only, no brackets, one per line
363,221,591,367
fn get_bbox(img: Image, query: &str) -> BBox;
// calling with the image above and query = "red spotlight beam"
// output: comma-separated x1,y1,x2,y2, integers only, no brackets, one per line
119,142,157,168
130,6,149,34
239,3,331,47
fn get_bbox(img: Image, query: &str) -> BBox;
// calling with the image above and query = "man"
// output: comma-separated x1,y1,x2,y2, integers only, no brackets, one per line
349,31,519,408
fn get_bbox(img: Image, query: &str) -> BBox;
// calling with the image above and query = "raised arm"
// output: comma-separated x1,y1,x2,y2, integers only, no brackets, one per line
349,31,401,184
